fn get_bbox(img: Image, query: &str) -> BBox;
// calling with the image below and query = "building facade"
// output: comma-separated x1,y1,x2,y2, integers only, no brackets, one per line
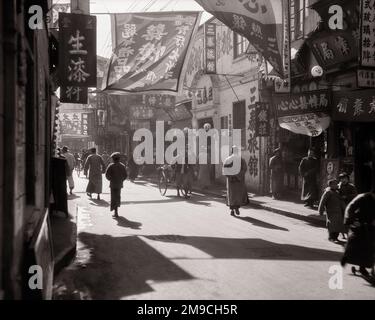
1,0,57,299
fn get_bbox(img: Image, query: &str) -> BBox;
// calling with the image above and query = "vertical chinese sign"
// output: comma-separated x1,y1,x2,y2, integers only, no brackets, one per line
59,12,97,88
359,0,375,88
255,103,270,137
105,12,201,95
60,86,88,103
204,23,217,74
275,0,291,93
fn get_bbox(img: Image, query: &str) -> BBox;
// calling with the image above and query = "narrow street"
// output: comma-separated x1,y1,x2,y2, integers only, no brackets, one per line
53,174,374,300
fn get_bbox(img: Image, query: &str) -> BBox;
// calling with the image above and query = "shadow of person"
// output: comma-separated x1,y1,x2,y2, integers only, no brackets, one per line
234,216,289,232
90,199,110,207
67,194,80,200
114,216,142,230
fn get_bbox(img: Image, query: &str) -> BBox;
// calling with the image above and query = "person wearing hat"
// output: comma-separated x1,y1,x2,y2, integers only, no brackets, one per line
105,152,128,218
338,172,357,206
61,146,75,195
269,147,284,199
299,149,319,208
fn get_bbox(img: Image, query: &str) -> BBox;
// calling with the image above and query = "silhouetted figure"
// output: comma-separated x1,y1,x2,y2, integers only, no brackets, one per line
299,149,319,208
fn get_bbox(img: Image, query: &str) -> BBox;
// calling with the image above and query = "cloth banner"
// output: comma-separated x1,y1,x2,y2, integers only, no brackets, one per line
195,0,286,78
278,112,331,137
104,12,201,95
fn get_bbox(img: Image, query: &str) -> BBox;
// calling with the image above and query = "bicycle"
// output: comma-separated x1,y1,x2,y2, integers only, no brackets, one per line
157,164,192,198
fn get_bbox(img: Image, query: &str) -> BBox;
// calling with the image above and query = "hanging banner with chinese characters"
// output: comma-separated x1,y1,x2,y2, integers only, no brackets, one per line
194,0,287,78
307,30,357,70
332,89,375,122
274,0,291,93
205,23,217,74
60,86,88,103
273,90,331,137
59,13,97,87
255,102,270,136
105,12,201,95
360,0,375,68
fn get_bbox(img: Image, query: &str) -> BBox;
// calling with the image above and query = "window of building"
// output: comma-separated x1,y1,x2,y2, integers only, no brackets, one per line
290,0,309,41
221,116,228,129
232,100,246,148
233,33,249,58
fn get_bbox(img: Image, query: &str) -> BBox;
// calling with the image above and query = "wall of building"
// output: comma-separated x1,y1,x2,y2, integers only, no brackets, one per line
183,18,265,193
1,0,53,299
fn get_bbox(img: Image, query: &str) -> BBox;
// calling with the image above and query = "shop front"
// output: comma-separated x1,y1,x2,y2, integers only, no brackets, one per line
332,89,375,193
272,90,331,199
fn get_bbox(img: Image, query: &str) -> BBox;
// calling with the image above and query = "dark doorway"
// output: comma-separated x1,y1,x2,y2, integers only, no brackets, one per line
354,123,375,193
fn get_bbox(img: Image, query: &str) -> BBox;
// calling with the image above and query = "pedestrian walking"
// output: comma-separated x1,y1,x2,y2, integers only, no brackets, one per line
84,148,106,200
318,179,346,243
61,146,75,195
269,148,284,199
105,152,128,218
341,191,375,278
338,172,357,206
299,149,319,208
338,172,357,239
223,146,248,216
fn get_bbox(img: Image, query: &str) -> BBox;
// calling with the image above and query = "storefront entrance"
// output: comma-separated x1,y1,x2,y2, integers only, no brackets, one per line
354,123,375,193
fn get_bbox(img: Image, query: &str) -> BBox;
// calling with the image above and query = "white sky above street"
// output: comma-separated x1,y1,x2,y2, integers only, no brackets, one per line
54,0,211,58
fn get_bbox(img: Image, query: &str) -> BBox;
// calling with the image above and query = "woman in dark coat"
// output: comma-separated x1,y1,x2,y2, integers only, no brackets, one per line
341,191,375,277
223,146,248,216
299,149,319,208
318,179,346,242
105,152,128,218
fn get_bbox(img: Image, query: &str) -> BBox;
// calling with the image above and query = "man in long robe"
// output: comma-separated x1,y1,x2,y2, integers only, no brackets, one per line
269,148,284,199
223,146,248,216
84,148,106,200
299,149,319,208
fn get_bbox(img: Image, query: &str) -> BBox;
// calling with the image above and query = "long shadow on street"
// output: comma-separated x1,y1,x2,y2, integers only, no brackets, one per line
54,233,194,300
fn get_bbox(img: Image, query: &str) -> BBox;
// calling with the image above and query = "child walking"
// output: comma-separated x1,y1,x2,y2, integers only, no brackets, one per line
318,179,346,242
105,152,127,218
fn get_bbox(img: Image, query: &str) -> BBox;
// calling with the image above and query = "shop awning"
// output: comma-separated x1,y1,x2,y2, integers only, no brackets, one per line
272,90,331,137
332,89,375,122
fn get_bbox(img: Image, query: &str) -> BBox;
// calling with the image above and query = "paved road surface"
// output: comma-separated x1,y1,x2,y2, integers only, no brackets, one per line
53,174,374,300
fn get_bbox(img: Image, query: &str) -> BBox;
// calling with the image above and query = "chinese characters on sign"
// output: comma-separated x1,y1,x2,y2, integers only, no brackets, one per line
357,69,375,88
106,12,200,94
59,13,97,87
308,30,357,70
254,103,270,136
205,23,217,74
59,112,85,135
273,90,331,117
333,89,375,121
360,0,375,67
275,0,291,93
81,113,89,135
130,106,154,120
273,91,331,137
60,86,88,104
195,0,286,77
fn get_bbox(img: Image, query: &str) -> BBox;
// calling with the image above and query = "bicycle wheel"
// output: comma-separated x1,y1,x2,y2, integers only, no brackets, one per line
158,171,168,196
